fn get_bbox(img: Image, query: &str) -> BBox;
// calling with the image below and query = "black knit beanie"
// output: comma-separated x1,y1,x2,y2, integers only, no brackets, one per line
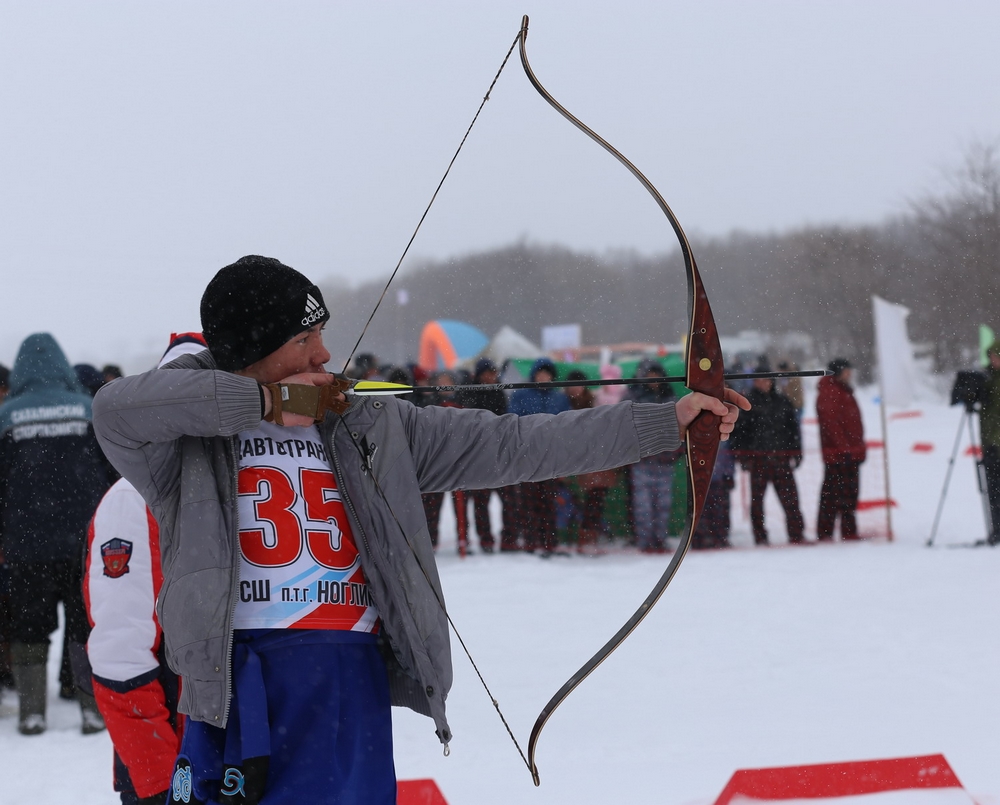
200,255,330,371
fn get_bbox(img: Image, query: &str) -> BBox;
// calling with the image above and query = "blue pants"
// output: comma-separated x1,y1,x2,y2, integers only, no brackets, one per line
632,462,675,550
172,629,395,805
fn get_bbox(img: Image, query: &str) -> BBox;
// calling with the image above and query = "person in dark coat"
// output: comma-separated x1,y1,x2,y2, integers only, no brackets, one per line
626,359,679,552
419,371,471,554
348,352,381,381
0,333,118,734
979,342,1000,544
816,358,867,540
0,364,11,694
508,358,571,555
692,440,736,549
508,357,571,416
456,358,508,553
75,363,106,397
566,369,618,556
730,371,805,544
564,370,618,553
60,363,111,697
456,357,506,415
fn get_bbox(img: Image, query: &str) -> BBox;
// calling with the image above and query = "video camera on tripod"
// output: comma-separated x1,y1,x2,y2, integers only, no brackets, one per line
950,370,987,412
929,368,994,545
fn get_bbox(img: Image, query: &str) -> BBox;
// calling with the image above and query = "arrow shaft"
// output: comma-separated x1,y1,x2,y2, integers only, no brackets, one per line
352,368,828,397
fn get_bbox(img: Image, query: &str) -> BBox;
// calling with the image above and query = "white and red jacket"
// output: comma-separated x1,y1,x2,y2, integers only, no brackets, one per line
84,477,182,800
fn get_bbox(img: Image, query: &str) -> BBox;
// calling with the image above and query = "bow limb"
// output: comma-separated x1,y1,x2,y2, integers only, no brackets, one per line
518,15,725,785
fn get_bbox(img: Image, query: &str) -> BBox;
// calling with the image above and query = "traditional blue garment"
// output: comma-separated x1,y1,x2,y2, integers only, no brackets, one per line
172,629,395,805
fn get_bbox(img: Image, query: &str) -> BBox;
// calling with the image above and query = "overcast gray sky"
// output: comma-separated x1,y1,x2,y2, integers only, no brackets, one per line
2,1,998,370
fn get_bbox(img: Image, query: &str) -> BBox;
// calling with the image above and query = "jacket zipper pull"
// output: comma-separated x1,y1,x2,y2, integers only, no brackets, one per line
359,437,377,475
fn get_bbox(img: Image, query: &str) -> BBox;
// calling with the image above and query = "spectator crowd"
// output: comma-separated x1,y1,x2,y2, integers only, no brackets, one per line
345,350,868,558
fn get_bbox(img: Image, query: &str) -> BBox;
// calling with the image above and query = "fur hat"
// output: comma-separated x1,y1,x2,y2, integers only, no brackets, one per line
200,255,329,371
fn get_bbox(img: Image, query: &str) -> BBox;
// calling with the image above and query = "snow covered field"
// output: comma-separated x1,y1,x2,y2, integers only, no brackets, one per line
2,388,997,804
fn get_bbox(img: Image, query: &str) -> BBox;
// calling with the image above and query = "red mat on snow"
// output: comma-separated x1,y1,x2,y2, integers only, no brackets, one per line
712,754,975,804
397,778,448,805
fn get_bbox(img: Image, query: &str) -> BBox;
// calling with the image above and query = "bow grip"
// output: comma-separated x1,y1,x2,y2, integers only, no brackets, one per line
686,408,721,495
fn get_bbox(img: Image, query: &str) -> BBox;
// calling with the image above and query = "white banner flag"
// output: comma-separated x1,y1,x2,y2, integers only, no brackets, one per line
872,295,918,407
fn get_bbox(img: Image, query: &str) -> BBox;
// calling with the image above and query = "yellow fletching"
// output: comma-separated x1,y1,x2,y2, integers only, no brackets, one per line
352,380,413,396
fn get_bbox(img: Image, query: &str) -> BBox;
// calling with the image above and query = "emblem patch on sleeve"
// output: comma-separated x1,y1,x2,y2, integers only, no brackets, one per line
100,538,133,578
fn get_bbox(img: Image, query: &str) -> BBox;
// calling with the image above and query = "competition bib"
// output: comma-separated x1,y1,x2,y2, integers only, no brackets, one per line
234,422,379,632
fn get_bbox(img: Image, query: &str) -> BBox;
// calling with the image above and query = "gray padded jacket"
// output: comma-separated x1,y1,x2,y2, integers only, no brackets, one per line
92,351,679,745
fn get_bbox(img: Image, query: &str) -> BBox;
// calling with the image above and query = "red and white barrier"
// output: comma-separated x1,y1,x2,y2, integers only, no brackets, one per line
712,754,975,804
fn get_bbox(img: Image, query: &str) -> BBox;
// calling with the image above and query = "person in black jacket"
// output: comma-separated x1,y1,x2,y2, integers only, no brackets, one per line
0,363,11,694
0,333,119,734
456,358,508,553
982,343,1000,544
420,371,473,553
626,360,679,552
730,371,805,545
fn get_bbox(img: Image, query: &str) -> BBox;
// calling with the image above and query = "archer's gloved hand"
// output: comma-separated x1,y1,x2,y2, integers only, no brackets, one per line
263,375,352,425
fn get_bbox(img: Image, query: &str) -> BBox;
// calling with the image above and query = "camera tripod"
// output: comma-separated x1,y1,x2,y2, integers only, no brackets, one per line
926,403,994,547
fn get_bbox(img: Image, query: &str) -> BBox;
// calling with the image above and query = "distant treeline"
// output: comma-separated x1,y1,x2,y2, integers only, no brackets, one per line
321,143,1000,380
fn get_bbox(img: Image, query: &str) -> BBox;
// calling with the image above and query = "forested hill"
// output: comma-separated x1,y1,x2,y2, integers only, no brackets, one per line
320,144,1000,376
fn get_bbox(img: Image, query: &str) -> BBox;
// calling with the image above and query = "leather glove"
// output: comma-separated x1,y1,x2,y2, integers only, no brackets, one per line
263,376,352,425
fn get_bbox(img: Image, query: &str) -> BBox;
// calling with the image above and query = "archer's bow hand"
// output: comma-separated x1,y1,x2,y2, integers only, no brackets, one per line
675,387,751,442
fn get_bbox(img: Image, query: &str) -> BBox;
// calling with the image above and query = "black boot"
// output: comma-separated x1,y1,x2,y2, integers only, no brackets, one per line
11,642,48,735
69,640,106,734
78,691,107,735
59,631,75,700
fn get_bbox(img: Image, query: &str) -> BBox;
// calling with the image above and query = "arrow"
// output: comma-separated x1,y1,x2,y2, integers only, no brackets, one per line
350,368,829,397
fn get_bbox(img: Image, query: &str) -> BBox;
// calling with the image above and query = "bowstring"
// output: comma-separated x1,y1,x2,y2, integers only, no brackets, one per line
337,26,533,774
338,414,532,774
341,31,522,374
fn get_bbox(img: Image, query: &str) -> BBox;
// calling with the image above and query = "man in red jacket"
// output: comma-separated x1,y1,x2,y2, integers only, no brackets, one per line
816,359,867,540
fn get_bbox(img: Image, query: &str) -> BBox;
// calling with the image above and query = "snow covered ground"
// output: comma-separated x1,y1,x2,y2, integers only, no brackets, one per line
2,387,997,804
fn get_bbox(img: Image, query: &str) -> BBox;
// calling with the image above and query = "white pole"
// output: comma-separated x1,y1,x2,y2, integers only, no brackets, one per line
877,383,894,541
